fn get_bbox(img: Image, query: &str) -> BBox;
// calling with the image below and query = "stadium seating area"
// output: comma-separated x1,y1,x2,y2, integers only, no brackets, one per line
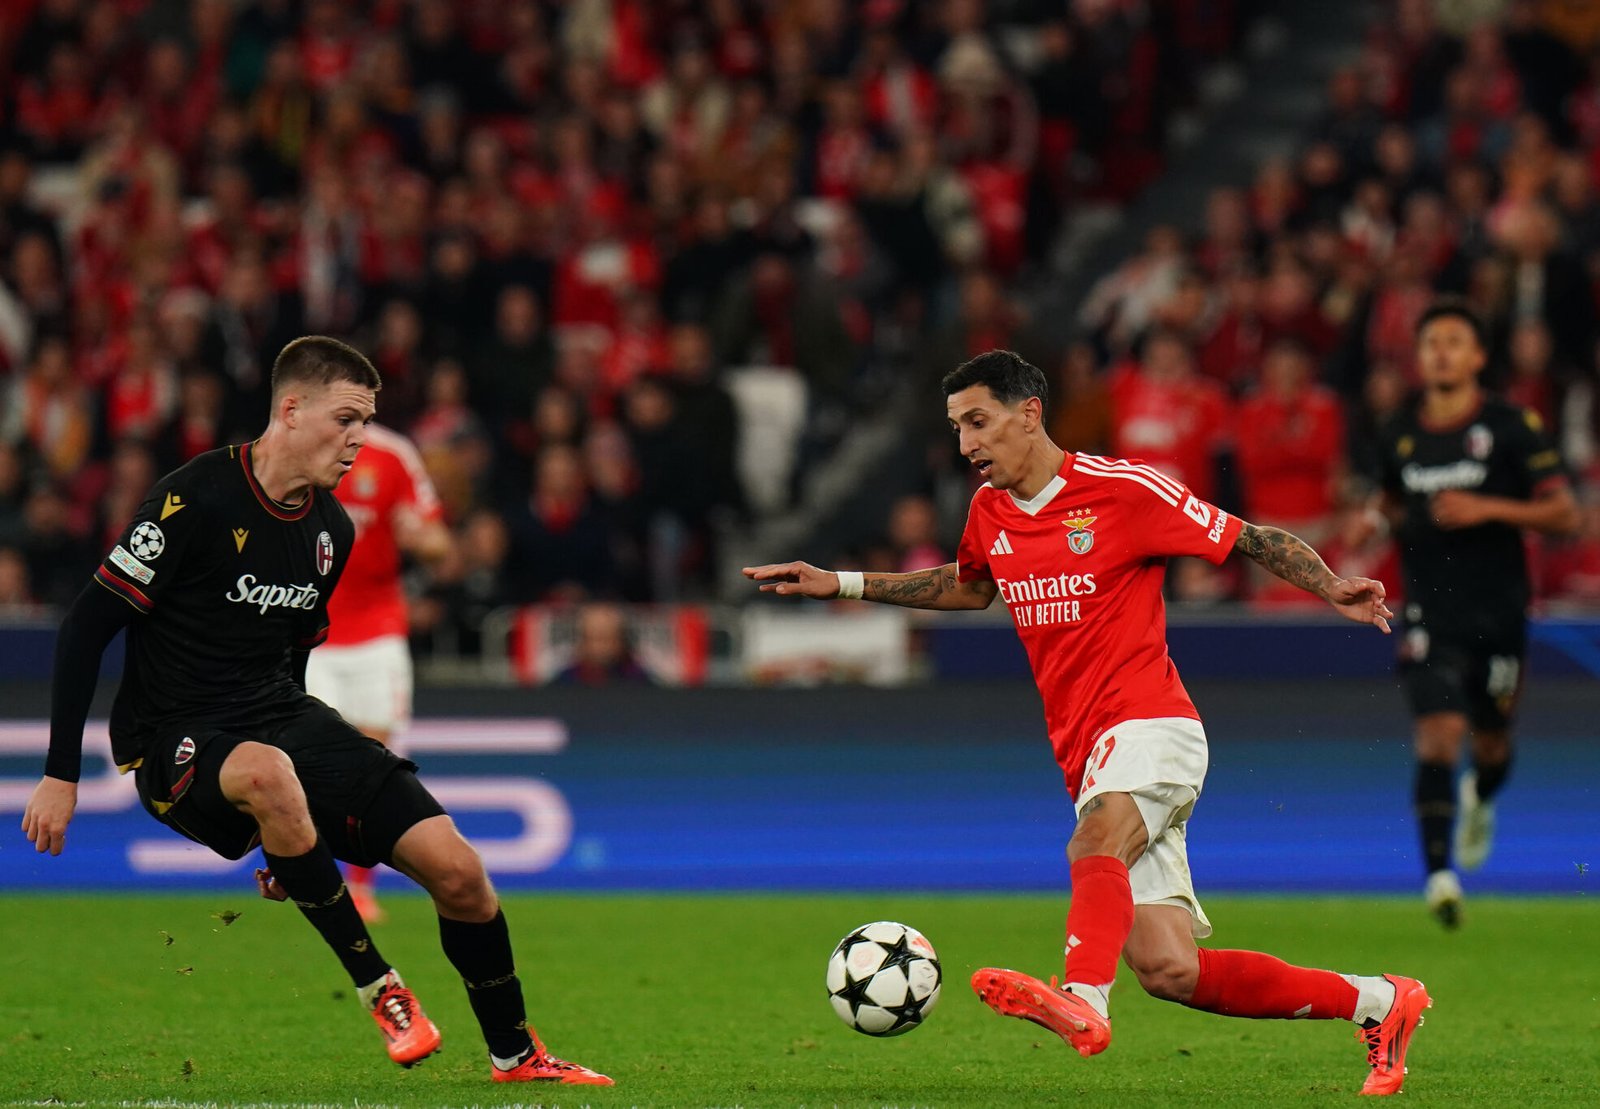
2,1,1598,655
884,0,1600,611
0,0,1246,624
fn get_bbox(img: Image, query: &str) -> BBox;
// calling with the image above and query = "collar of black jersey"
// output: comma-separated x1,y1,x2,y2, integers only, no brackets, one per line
240,440,315,520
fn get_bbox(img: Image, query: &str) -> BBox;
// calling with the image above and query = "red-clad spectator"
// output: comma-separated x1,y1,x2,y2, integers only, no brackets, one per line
300,0,361,92
187,164,271,296
859,28,938,140
139,39,218,169
1259,258,1340,357
707,0,765,81
1110,329,1232,503
104,317,177,443
160,370,228,469
1234,338,1346,534
602,288,670,399
1197,264,1265,391
1365,248,1435,378
14,43,102,161
813,79,876,201
366,298,426,428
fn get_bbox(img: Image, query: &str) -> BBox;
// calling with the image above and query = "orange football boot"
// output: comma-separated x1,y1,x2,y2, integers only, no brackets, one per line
1358,974,1431,1095
491,1033,614,1085
971,967,1111,1057
368,972,442,1067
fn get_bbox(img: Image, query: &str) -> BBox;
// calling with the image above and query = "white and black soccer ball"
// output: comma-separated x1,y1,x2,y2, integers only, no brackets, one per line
129,522,165,561
826,921,941,1036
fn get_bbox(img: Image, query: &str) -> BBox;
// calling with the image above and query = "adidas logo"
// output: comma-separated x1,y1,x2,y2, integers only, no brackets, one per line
989,530,1015,556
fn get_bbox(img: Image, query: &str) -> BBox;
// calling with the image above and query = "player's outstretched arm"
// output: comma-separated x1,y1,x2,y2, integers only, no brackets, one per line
1234,521,1393,634
743,561,997,611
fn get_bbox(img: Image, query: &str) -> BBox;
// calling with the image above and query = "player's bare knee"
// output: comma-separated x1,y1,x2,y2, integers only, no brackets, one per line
220,743,304,811
1414,715,1466,762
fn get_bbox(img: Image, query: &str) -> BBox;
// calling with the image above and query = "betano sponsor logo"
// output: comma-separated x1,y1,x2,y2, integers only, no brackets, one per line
224,574,321,614
1400,460,1488,495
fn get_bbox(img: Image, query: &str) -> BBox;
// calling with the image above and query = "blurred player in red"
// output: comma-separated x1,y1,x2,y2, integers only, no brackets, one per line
747,351,1431,1095
305,422,452,922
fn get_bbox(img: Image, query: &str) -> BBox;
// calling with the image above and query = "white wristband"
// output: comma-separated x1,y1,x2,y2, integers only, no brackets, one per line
835,570,864,600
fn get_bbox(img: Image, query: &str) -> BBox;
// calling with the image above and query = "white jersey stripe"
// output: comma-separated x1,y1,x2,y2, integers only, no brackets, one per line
1073,459,1180,506
1075,455,1185,498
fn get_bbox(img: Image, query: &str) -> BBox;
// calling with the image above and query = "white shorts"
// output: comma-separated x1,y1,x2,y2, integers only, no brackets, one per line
304,635,413,741
1076,717,1211,938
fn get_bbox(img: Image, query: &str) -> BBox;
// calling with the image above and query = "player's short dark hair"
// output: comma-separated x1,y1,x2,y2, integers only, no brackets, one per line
941,349,1048,408
1415,297,1486,348
270,336,382,397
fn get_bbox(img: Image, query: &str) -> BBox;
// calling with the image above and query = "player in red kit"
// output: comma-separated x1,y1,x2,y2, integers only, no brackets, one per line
305,422,452,922
746,351,1431,1095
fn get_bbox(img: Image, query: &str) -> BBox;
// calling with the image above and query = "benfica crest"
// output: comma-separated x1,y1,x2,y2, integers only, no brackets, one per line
1063,515,1097,555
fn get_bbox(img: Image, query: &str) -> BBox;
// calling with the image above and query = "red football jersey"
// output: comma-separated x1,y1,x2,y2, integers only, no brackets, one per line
326,424,443,645
956,453,1245,798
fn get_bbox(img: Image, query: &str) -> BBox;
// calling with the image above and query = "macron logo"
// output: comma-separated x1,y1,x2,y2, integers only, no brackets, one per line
989,531,1014,556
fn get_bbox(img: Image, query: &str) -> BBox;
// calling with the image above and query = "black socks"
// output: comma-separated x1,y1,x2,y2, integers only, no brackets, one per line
439,910,533,1059
263,840,389,987
1474,757,1511,802
1414,761,1455,874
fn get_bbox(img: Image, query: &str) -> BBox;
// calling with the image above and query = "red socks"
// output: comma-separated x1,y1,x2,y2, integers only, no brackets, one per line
1063,854,1360,1023
1063,856,1136,987
1188,948,1357,1020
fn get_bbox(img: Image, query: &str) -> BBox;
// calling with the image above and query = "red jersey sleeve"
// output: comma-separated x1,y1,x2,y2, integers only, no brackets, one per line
1119,462,1244,565
956,490,995,583
388,432,444,526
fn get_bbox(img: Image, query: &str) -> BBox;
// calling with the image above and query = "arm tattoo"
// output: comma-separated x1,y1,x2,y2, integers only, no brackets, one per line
1234,522,1337,599
1078,796,1105,816
862,563,961,608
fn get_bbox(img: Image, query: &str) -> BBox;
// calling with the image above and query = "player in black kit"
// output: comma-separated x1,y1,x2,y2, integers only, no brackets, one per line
21,336,611,1086
1374,301,1579,927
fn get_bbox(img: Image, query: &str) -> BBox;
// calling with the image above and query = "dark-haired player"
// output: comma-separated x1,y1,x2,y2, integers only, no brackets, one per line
21,336,611,1086
1374,301,1578,927
747,349,1429,1095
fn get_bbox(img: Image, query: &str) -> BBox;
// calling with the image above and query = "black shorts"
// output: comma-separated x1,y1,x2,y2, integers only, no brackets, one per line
1398,624,1527,732
132,697,446,867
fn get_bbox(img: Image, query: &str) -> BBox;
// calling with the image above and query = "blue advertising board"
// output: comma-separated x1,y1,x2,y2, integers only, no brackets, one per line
2,685,1594,895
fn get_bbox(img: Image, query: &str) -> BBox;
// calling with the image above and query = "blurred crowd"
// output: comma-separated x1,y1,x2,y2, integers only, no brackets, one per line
880,0,1600,611
0,0,1247,639
4,0,1598,654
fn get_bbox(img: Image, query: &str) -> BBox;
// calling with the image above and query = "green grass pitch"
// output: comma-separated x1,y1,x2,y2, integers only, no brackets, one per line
1,892,1596,1107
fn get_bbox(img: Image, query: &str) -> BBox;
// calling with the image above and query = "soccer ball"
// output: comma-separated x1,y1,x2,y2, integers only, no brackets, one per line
826,921,941,1036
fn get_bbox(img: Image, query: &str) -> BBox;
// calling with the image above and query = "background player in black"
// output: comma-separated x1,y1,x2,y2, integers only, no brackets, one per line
20,336,612,1086
1373,301,1578,927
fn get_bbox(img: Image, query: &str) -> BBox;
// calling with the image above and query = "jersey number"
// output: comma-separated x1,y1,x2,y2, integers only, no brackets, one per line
1082,734,1117,792
1183,495,1211,527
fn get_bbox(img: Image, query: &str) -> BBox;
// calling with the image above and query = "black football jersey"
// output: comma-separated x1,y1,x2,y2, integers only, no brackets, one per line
1377,396,1566,636
93,442,354,770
